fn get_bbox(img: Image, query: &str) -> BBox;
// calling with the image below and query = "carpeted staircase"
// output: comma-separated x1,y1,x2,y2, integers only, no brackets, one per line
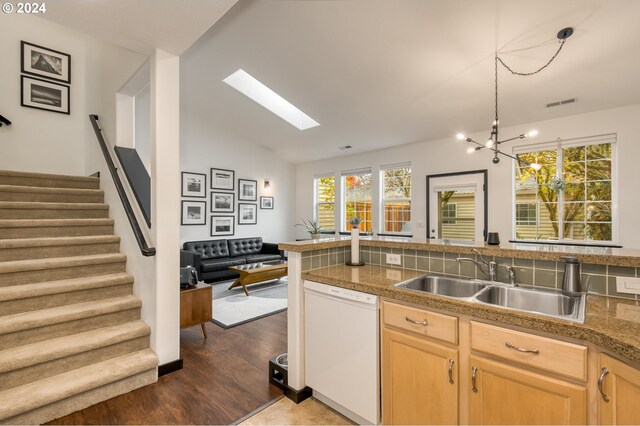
0,170,158,424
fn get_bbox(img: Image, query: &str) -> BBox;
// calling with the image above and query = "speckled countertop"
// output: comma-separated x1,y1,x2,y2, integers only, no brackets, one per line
281,236,640,267
302,264,640,364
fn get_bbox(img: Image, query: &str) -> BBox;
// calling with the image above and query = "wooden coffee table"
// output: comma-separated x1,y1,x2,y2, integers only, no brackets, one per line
228,260,288,296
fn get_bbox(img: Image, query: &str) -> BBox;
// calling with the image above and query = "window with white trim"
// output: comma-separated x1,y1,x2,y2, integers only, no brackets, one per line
513,134,616,244
381,164,411,234
441,203,457,225
342,168,372,232
314,175,335,231
515,202,537,226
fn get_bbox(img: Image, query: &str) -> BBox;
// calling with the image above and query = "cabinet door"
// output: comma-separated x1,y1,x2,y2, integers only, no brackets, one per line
382,327,458,425
599,354,640,425
469,355,587,425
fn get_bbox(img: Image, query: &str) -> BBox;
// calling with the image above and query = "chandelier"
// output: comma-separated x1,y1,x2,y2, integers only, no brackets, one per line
456,27,574,170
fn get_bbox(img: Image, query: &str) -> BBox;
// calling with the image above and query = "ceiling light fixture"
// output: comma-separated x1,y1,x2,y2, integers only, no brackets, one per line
457,27,574,169
223,69,320,131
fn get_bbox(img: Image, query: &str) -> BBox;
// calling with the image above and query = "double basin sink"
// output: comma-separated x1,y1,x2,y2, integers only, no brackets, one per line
395,275,586,323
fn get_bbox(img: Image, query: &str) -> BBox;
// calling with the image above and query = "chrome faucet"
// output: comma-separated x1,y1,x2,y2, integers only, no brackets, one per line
456,249,497,281
504,264,517,286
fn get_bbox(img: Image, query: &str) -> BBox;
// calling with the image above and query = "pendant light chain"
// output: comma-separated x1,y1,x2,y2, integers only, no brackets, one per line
497,39,566,76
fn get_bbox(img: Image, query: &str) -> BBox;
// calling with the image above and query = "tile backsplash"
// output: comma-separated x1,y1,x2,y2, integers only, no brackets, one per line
301,245,638,300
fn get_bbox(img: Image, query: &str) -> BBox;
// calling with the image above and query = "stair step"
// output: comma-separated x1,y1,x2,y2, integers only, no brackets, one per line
0,201,109,219
0,170,100,190
0,295,141,350
0,273,134,316
0,218,115,239
0,349,158,424
0,235,120,261
0,253,126,287
0,321,150,391
0,185,104,203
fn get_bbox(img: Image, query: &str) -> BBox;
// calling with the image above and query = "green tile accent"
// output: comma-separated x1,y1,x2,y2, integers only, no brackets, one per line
371,252,381,265
369,246,380,253
302,251,312,258
535,260,557,270
460,262,476,279
311,256,321,269
496,257,513,266
301,257,311,271
380,247,392,254
607,276,635,299
404,256,417,270
416,250,429,258
514,258,533,268
392,248,403,255
584,274,606,295
337,252,345,264
444,260,459,276
535,269,557,288
429,256,444,273
514,267,534,285
608,266,636,277
321,255,328,267
416,256,430,272
404,249,416,257
361,250,371,264
444,252,458,260
583,263,606,275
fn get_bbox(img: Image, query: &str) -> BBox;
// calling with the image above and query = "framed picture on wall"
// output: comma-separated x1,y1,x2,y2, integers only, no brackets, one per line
181,172,206,198
210,168,235,191
211,216,235,237
260,196,274,209
181,200,206,225
21,76,70,115
238,203,257,225
21,41,71,84
238,179,257,201
211,191,235,213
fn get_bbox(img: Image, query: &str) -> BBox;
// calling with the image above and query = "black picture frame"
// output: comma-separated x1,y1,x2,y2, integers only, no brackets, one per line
21,41,71,84
20,75,70,115
211,216,235,236
211,191,235,213
238,179,258,201
238,203,257,225
181,172,206,198
210,168,235,191
181,200,206,225
260,196,274,209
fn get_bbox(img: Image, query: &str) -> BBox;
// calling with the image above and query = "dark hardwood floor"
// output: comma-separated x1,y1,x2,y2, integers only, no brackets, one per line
48,311,288,425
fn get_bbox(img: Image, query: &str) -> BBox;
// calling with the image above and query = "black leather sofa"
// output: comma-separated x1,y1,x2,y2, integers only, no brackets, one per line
180,237,284,283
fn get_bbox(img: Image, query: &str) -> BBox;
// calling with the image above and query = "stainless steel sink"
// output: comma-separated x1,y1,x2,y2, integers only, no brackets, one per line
475,285,586,322
395,275,488,299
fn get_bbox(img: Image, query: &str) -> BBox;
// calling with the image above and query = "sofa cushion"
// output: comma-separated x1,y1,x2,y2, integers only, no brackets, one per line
201,257,246,272
244,254,283,264
228,237,263,257
184,240,229,260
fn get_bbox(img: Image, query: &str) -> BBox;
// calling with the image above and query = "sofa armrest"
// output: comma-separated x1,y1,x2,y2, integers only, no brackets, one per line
180,249,201,270
261,242,280,255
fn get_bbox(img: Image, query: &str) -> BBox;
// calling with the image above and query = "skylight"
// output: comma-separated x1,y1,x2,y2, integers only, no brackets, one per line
223,69,320,131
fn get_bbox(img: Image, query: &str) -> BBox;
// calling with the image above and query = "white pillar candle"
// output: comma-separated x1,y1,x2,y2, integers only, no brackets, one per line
351,227,360,264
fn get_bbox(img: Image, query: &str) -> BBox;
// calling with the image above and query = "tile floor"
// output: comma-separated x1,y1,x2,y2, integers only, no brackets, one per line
239,397,354,425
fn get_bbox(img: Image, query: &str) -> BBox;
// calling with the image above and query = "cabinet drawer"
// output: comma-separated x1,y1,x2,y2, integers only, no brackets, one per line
470,321,587,381
382,301,458,344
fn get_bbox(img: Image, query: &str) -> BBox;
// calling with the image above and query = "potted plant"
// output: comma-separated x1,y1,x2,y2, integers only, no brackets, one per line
348,216,362,229
295,219,325,239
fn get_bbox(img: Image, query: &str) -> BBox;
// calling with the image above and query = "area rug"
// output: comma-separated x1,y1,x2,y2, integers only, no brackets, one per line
211,278,288,329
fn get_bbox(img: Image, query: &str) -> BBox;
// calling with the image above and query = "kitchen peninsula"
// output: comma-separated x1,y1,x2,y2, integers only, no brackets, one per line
280,236,640,424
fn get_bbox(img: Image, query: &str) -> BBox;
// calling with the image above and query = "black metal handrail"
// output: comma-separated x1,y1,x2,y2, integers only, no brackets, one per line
89,114,156,257
0,114,11,127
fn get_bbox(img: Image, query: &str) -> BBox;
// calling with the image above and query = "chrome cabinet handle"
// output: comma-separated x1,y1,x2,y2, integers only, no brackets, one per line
598,367,610,402
471,366,478,392
405,316,428,326
448,359,454,384
505,341,540,354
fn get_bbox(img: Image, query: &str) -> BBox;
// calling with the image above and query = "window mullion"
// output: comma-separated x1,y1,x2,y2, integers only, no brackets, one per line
557,147,564,242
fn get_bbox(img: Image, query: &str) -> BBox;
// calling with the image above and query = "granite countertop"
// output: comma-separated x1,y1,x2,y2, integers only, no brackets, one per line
302,264,640,364
281,236,640,267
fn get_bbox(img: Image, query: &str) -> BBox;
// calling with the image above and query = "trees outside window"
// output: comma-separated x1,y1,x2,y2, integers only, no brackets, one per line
342,171,372,232
315,175,335,230
381,166,411,233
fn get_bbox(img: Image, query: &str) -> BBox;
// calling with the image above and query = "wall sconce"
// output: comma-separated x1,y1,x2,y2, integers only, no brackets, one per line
264,179,271,190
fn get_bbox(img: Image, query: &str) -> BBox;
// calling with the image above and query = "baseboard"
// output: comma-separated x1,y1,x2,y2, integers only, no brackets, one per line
158,358,183,377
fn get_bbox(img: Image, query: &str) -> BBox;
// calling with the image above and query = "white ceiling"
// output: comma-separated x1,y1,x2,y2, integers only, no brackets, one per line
182,0,640,163
39,0,239,55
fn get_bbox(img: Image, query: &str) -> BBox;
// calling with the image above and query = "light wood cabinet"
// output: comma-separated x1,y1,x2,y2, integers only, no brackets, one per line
382,327,459,425
468,355,587,425
599,354,640,425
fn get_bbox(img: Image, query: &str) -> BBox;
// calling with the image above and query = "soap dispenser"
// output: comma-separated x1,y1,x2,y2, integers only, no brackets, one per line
561,256,582,294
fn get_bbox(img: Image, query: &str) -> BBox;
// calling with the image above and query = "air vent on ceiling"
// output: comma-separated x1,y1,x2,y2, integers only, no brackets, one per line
546,98,577,108
338,145,352,150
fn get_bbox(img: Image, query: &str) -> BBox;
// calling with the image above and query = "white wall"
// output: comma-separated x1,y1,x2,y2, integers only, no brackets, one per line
0,14,143,176
295,104,640,249
135,84,151,173
180,69,296,245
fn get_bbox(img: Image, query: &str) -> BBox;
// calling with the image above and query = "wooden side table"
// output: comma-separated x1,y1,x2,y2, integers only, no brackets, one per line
180,283,212,338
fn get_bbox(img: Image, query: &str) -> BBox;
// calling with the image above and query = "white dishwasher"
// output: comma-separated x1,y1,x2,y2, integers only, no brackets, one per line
304,280,379,425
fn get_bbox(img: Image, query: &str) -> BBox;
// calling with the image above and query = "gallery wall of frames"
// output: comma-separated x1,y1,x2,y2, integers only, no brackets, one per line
181,168,274,237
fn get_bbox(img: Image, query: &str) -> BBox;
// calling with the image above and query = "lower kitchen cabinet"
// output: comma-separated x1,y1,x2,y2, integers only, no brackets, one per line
468,355,587,425
382,328,459,425
599,354,640,425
